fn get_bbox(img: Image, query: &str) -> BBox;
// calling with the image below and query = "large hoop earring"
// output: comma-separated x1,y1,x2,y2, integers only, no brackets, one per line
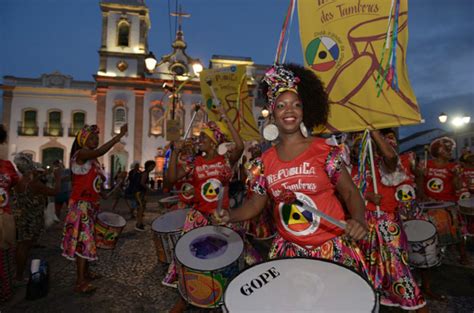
300,122,308,138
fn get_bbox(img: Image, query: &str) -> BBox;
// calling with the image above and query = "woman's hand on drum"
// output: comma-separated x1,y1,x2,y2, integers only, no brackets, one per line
344,219,368,241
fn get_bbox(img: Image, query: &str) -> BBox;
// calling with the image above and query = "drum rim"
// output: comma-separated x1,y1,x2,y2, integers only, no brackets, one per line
419,201,455,209
151,209,188,233
159,195,180,203
97,211,127,227
222,256,378,313
175,225,243,271
403,220,437,242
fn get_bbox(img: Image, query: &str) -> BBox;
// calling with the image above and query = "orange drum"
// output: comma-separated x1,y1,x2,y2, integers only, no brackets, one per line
420,201,461,245
95,212,127,249
458,198,474,236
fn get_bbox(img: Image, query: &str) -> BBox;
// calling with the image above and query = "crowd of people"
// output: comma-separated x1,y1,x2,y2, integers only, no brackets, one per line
1,63,473,312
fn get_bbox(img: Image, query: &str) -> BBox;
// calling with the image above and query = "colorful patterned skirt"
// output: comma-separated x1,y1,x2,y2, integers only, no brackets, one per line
162,208,262,286
268,234,370,282
61,199,99,261
0,247,15,303
360,210,426,310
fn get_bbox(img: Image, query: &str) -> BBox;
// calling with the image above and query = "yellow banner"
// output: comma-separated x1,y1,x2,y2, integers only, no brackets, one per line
298,0,421,133
200,65,260,141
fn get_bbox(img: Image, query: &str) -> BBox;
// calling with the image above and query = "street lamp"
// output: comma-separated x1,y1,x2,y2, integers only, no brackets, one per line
438,112,448,123
261,108,269,118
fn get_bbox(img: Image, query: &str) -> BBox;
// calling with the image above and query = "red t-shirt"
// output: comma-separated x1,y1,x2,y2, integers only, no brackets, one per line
395,152,417,202
191,155,231,214
462,167,474,194
363,162,399,212
423,160,459,201
70,155,105,203
262,138,344,248
0,160,19,214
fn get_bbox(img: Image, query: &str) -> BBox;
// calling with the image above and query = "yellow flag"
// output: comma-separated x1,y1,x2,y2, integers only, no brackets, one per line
298,0,421,132
200,65,260,141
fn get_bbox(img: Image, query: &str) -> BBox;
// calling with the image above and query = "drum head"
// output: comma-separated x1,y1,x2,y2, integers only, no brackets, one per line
224,258,377,313
403,220,436,242
97,212,126,227
420,201,454,210
152,209,188,233
458,198,474,209
175,226,243,271
159,195,180,204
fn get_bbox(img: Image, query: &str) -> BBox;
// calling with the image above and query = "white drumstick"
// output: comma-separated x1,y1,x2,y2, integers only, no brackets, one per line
295,200,347,230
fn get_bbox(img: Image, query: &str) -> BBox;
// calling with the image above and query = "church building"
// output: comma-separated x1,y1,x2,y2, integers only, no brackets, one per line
1,0,267,184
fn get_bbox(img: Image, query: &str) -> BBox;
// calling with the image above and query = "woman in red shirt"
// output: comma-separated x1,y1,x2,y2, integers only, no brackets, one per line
352,131,427,311
61,124,127,294
421,137,467,263
0,125,20,304
219,64,368,277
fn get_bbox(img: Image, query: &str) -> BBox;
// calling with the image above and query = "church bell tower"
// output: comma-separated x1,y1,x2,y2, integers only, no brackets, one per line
98,0,150,77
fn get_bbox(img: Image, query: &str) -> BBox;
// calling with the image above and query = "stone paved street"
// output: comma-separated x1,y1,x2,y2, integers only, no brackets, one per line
1,193,474,313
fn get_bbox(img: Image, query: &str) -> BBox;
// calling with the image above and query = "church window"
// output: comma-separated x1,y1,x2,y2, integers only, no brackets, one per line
113,106,127,134
47,110,63,136
19,109,38,136
117,21,130,47
150,104,165,136
174,103,185,136
71,111,86,136
42,147,64,167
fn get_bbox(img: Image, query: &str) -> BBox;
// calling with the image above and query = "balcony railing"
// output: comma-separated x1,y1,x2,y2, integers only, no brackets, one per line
43,123,64,137
17,121,39,136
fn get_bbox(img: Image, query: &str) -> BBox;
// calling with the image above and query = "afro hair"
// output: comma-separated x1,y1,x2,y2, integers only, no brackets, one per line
260,63,329,130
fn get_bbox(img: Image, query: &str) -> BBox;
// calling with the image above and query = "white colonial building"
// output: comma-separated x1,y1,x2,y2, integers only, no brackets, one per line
1,0,267,184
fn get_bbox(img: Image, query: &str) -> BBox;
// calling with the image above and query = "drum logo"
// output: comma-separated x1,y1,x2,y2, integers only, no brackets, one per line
427,178,443,193
0,187,8,208
201,178,222,202
93,176,103,193
181,183,194,200
278,192,320,236
395,184,416,201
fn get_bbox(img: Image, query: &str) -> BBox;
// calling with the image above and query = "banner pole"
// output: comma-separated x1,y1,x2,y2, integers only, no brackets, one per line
367,132,381,217
183,105,201,139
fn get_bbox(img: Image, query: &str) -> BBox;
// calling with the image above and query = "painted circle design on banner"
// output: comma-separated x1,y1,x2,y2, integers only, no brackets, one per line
201,178,222,202
206,98,217,111
278,192,320,236
305,36,340,72
0,187,9,207
395,184,416,201
93,176,103,193
181,182,194,200
427,178,443,193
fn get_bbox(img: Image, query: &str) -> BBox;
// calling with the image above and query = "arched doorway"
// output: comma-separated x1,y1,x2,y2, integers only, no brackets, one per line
110,151,128,187
42,147,64,167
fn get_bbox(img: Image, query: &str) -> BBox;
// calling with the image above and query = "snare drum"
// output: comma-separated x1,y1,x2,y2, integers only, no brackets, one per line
458,198,474,236
175,225,244,308
95,212,126,249
223,258,378,313
159,195,180,209
403,220,441,268
420,201,461,245
151,209,188,263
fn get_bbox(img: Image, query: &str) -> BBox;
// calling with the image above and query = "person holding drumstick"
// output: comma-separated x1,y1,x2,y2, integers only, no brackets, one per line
164,107,260,313
217,64,369,278
420,137,468,264
351,130,427,311
61,124,127,294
